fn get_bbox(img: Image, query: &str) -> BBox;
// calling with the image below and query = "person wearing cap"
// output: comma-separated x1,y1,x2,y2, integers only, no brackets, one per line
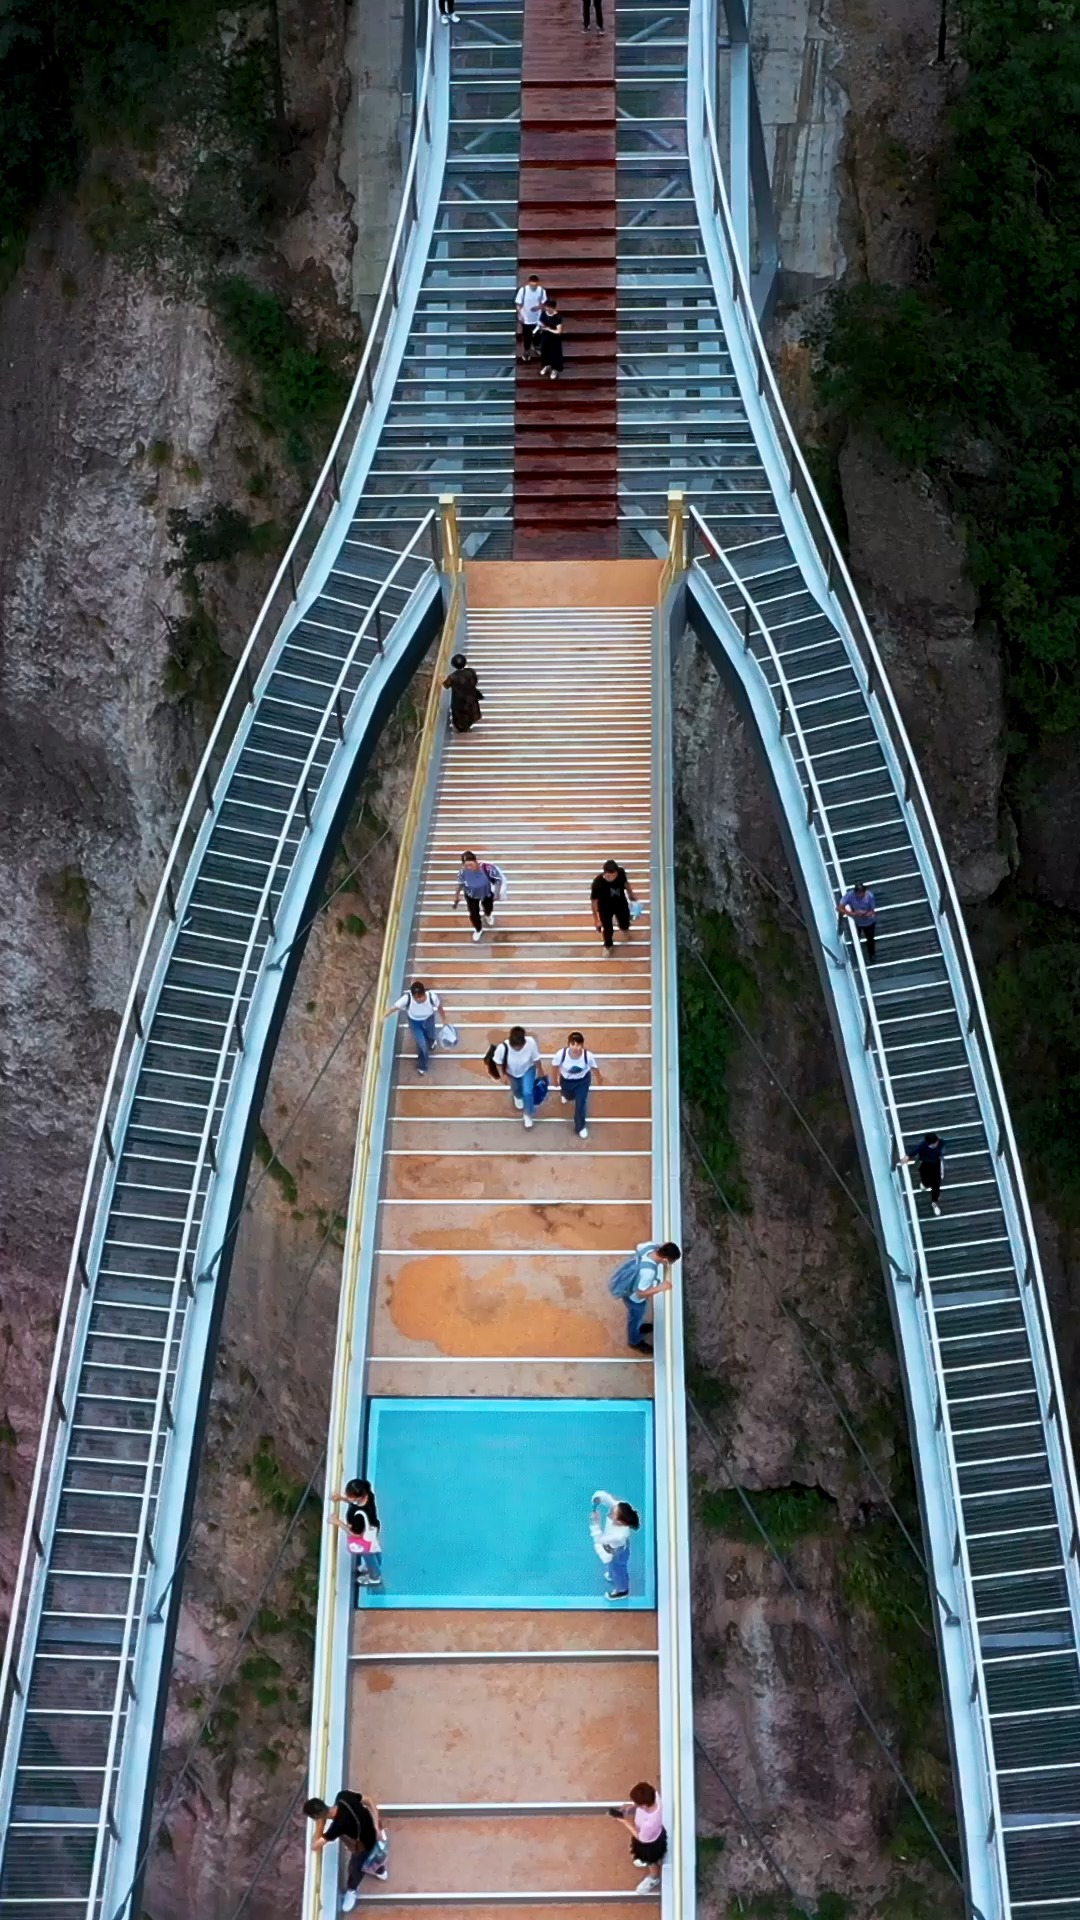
442,652,483,732
515,274,547,361
837,880,877,963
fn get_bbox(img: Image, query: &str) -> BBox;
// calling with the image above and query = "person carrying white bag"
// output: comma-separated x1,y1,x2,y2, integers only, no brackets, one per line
383,979,453,1077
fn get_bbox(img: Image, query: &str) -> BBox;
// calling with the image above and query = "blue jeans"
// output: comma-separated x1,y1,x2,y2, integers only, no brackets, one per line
626,1294,650,1348
604,1541,630,1595
361,1550,383,1581
560,1072,591,1134
510,1064,537,1118
409,1013,436,1068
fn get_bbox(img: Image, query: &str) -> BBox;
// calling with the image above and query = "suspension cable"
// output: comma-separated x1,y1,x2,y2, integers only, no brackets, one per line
687,1396,964,1894
680,1120,949,1612
686,942,878,1236
111,1446,328,1920
692,1724,815,1916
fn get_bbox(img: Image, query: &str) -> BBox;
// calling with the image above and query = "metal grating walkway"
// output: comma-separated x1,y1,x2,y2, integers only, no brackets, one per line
354,0,524,558
653,0,1080,1911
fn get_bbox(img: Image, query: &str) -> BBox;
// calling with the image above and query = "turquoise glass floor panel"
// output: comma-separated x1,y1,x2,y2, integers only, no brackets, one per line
361,1397,654,1609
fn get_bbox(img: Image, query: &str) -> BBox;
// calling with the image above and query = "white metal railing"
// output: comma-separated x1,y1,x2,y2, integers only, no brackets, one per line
686,507,1007,1909
0,516,440,1920
693,0,1080,1731
0,2,445,1894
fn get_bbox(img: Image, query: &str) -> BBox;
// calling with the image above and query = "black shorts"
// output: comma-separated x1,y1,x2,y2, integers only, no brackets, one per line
631,1830,668,1866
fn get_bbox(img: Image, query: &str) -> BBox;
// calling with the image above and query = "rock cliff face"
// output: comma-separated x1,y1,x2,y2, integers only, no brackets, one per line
0,0,415,1911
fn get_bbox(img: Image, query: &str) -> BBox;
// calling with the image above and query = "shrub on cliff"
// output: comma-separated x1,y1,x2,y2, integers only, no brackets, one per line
813,0,1080,746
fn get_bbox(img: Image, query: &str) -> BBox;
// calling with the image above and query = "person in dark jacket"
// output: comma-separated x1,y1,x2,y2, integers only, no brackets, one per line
537,298,564,380
443,653,483,732
591,860,637,956
900,1133,948,1215
305,1788,388,1908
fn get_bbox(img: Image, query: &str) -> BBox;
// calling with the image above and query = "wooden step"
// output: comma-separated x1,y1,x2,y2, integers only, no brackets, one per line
521,129,616,167
527,236,617,264
513,501,619,526
513,525,620,559
520,206,617,236
514,476,619,501
519,168,615,205
521,87,617,125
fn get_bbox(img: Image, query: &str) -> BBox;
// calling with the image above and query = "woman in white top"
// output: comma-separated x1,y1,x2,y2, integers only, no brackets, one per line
589,1489,640,1601
551,1030,601,1139
492,1024,543,1129
384,979,445,1076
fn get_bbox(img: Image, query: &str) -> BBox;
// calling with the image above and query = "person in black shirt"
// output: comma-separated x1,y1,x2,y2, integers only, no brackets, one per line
900,1132,948,1215
591,860,637,957
305,1788,388,1907
537,298,564,380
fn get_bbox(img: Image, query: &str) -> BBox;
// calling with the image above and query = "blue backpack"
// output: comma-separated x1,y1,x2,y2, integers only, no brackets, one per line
533,1073,550,1107
609,1251,645,1300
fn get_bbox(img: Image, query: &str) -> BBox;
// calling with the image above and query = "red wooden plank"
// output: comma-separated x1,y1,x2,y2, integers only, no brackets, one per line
514,0,618,557
519,168,614,204
520,206,618,235
521,87,616,125
521,129,616,166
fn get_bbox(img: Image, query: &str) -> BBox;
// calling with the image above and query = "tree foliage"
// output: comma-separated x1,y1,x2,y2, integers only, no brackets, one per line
0,0,280,286
813,0,1080,744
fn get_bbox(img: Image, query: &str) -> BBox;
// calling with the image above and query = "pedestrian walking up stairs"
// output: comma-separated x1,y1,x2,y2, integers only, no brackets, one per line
305,560,695,1918
639,1,1080,1916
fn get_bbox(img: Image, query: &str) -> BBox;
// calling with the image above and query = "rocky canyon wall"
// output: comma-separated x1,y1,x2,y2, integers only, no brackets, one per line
0,1,418,1912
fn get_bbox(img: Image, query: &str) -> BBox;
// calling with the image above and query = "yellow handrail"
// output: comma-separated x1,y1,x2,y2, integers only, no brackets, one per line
304,502,464,1920
658,487,686,602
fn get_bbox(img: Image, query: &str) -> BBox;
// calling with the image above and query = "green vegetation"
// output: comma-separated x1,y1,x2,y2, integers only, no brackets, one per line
43,865,91,927
252,1127,299,1208
985,911,1080,1219
679,909,759,1209
337,912,368,939
0,1421,16,1448
161,502,279,710
0,0,285,289
209,275,352,468
811,0,1080,748
165,503,278,594
698,1483,835,1554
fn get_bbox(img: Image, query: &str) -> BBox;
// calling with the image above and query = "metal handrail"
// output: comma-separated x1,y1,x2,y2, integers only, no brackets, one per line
0,0,440,1792
686,503,1007,1908
92,515,439,1920
303,502,464,1920
696,0,1080,1742
693,0,1080,1627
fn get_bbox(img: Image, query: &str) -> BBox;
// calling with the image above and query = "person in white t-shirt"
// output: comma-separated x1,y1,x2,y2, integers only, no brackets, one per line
492,1024,543,1129
551,1030,602,1139
515,275,547,362
384,979,446,1075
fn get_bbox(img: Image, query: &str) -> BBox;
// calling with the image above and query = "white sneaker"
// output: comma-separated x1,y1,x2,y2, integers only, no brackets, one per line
932,1202,941,1216
514,1097,524,1110
578,1128,589,1139
488,909,497,926
561,1095,571,1105
635,1875,661,1895
472,928,483,942
341,1894,358,1913
523,1116,534,1129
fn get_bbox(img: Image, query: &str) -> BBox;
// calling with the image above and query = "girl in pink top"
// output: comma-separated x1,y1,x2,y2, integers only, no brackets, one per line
609,1781,666,1893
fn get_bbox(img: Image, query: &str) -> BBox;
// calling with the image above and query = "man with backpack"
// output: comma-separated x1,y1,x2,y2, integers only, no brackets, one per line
453,848,507,943
608,1241,681,1353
